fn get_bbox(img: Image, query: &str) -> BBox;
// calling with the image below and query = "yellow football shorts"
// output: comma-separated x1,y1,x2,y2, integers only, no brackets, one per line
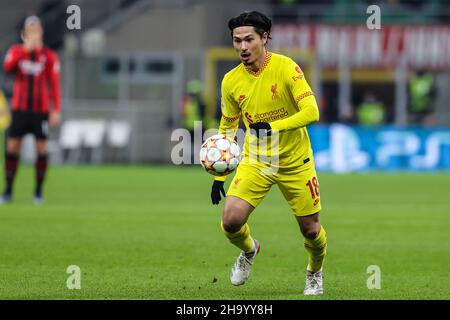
227,160,322,216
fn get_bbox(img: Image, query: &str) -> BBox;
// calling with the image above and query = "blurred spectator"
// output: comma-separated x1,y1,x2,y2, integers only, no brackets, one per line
356,92,385,126
408,70,436,125
182,79,206,163
182,79,206,134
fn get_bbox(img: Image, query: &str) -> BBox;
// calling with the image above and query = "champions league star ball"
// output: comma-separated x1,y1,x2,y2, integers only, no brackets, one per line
199,134,241,176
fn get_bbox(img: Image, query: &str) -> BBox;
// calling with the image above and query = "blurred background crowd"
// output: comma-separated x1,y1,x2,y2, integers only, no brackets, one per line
0,0,449,171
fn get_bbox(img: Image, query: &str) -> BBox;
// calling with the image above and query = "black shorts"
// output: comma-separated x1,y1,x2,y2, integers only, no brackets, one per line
8,111,49,140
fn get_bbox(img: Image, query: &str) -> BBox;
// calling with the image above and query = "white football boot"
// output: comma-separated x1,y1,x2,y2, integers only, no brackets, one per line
303,268,323,295
230,239,260,286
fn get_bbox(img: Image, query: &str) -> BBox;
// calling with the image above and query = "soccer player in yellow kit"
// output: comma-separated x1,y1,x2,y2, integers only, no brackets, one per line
210,11,327,295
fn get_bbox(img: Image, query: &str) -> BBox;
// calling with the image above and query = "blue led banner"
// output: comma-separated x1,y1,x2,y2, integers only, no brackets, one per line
308,124,450,172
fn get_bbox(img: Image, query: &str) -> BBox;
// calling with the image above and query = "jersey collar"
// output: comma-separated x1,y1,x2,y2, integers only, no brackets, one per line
244,51,272,77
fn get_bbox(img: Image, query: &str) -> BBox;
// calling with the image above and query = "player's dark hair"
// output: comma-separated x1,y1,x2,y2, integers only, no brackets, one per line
228,11,272,41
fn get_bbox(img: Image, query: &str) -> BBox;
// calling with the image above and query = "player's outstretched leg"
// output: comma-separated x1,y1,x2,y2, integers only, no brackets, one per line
296,213,327,295
303,225,327,295
222,222,260,285
1,153,20,204
221,196,258,285
230,236,260,286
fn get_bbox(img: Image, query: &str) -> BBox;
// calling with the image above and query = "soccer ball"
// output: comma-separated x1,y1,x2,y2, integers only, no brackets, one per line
199,134,241,176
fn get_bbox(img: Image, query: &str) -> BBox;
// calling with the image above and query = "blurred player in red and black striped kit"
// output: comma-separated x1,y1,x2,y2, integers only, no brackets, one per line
1,16,61,204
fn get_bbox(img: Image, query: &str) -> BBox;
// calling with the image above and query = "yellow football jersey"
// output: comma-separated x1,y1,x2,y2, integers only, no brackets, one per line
218,51,319,173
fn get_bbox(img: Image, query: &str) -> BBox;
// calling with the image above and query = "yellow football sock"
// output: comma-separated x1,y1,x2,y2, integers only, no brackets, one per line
304,225,327,272
221,221,254,252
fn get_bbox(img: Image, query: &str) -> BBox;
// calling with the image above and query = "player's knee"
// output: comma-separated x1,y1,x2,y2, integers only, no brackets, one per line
7,141,21,154
222,208,245,233
36,148,47,155
303,229,319,240
297,213,321,239
222,197,252,233
301,223,321,239
35,142,48,154
222,217,244,233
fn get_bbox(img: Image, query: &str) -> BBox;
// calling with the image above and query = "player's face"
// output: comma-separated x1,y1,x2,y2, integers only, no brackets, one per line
232,26,267,66
23,23,43,43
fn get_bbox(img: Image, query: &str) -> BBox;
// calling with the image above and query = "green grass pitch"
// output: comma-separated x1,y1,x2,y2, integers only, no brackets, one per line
0,165,449,299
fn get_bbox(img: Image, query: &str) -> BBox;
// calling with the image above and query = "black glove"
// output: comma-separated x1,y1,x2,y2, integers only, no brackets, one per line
211,180,226,205
249,122,272,138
